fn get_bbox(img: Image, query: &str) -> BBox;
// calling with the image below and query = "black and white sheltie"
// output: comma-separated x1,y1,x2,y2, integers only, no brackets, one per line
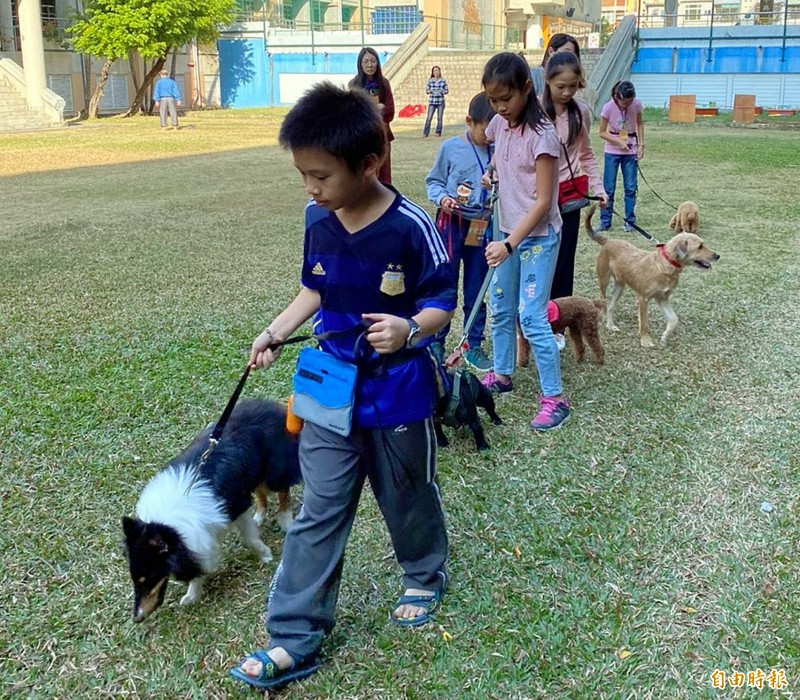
121,398,301,622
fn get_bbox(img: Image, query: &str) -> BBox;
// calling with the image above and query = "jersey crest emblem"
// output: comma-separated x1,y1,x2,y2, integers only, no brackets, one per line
311,262,326,275
380,264,405,296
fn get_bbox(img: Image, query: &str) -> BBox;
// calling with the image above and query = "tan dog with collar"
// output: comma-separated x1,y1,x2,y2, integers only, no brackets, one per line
584,205,719,348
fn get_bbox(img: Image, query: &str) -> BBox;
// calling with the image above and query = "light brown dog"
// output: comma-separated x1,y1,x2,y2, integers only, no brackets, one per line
516,296,606,367
584,204,719,348
669,201,700,233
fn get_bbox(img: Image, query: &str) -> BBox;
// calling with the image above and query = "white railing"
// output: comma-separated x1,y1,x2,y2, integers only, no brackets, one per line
0,57,65,124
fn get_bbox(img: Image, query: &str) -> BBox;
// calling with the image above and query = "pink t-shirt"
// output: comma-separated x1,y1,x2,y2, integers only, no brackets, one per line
600,97,644,155
555,100,606,199
485,114,562,237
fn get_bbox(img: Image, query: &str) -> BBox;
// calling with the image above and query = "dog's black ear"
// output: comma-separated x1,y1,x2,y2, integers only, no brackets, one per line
122,516,141,542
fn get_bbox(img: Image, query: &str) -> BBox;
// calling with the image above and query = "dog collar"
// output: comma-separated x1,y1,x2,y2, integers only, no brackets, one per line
657,244,681,269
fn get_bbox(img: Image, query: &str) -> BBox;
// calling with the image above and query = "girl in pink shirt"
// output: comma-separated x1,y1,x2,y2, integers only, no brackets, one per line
541,51,608,299
598,80,645,231
480,52,570,432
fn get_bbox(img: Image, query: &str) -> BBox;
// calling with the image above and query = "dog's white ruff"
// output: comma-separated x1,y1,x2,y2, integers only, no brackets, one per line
136,463,229,573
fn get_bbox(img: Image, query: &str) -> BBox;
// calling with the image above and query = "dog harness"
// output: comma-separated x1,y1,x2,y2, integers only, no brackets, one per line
547,300,560,330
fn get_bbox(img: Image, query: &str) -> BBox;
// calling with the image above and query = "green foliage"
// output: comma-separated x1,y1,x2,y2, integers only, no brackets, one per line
69,0,237,60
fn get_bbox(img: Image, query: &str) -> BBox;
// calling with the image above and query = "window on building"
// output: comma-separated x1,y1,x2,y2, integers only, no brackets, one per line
371,6,422,34
41,0,56,19
684,3,702,19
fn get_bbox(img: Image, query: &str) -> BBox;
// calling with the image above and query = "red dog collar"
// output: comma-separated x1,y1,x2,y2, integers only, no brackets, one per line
657,244,681,269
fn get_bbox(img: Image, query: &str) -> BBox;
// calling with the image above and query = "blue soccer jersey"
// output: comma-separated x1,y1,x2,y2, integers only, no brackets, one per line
301,191,456,428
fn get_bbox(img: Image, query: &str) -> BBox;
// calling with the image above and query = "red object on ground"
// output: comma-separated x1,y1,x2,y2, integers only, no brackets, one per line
399,104,426,117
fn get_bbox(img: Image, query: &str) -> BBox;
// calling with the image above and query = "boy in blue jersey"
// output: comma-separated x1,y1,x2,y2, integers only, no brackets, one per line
425,92,495,371
230,82,456,692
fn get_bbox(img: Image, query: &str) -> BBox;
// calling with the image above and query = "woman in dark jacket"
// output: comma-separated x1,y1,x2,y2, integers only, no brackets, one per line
349,47,395,184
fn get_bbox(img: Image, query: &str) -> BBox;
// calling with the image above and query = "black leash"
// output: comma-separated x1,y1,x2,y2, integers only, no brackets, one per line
636,162,678,211
608,206,661,245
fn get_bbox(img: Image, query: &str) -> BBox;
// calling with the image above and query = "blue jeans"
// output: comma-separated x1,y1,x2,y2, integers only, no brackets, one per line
601,153,638,228
434,212,489,348
423,102,444,136
488,226,563,396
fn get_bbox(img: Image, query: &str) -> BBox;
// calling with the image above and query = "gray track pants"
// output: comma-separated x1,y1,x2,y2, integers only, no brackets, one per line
266,417,448,662
159,97,178,127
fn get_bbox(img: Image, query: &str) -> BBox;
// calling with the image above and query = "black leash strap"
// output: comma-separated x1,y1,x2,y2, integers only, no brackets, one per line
636,162,678,211
608,206,661,244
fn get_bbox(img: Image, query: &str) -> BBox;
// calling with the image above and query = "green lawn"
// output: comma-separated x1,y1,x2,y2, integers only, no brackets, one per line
1,111,799,699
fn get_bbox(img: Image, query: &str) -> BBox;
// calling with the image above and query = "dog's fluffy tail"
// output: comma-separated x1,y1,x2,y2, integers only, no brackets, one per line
584,205,607,245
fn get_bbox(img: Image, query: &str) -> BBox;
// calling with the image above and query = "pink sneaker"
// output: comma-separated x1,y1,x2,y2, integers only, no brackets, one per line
530,396,570,431
480,372,513,394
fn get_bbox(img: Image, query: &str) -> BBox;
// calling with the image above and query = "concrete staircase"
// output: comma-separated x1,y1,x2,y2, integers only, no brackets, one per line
0,76,58,131
392,47,606,127
392,50,498,126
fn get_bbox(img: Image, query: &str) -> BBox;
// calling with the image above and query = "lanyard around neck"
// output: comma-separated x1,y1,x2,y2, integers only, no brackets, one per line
465,133,491,175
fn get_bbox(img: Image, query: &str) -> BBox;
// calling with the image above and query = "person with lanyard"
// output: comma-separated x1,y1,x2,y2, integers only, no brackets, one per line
349,47,395,184
598,80,645,232
425,92,497,371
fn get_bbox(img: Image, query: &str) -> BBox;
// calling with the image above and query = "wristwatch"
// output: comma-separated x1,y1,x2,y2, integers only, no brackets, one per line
405,318,422,349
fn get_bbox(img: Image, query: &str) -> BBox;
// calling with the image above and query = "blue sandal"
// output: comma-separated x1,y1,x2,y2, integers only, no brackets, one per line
390,589,442,628
229,649,319,690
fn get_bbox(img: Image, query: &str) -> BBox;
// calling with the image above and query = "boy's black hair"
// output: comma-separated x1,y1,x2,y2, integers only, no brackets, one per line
541,33,581,67
279,82,386,172
467,91,495,124
612,80,636,100
482,52,548,133
541,51,586,146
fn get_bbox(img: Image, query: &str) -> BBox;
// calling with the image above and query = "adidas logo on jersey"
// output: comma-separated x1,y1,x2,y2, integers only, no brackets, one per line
311,262,326,275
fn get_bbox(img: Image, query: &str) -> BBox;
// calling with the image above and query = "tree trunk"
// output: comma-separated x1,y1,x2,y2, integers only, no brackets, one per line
122,54,167,117
88,58,114,119
128,49,142,95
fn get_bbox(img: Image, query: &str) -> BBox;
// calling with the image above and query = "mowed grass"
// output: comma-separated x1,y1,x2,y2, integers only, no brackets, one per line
1,110,799,699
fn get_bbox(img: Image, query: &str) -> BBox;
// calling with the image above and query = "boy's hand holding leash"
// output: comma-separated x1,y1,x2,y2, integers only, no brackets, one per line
249,327,283,369
362,313,410,354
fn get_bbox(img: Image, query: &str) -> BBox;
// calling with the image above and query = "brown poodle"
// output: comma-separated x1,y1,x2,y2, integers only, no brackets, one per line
669,201,699,233
517,296,606,367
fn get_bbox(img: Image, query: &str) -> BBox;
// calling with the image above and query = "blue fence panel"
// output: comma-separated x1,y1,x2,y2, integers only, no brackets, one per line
218,38,269,107
771,46,800,73
633,47,674,72
676,48,705,73
712,46,757,72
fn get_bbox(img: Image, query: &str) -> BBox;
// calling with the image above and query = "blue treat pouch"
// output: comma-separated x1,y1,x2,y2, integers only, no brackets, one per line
292,347,358,437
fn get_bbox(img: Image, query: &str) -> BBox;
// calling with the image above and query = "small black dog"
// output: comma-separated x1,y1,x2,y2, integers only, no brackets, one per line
122,398,301,622
435,366,502,451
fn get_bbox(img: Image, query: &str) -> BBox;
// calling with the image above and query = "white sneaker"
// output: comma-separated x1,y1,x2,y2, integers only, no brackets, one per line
554,333,566,352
